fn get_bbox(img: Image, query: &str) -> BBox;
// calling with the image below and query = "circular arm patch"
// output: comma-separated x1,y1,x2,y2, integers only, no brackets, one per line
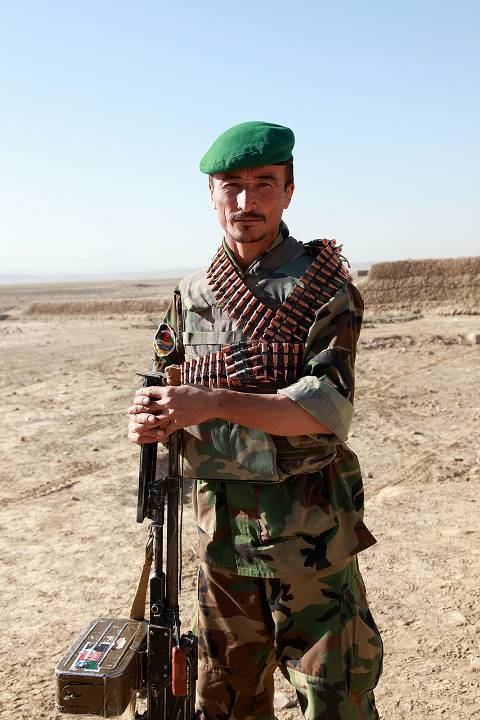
154,323,176,357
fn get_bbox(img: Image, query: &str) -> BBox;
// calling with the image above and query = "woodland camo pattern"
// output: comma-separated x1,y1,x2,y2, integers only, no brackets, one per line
154,226,376,577
196,558,382,719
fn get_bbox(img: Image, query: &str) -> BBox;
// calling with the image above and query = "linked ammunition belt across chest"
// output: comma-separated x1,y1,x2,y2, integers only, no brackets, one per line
180,239,352,389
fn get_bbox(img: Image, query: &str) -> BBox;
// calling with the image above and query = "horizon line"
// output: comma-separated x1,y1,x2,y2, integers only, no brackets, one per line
0,262,372,285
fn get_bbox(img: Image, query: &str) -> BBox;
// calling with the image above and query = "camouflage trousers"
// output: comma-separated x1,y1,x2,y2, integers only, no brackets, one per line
196,557,383,720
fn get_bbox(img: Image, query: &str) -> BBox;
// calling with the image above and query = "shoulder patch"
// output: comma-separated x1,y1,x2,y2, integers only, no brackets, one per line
154,323,176,357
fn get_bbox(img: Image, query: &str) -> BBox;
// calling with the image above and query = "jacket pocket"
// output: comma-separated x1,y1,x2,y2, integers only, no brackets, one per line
256,474,338,542
183,422,282,483
181,420,235,481
182,330,245,348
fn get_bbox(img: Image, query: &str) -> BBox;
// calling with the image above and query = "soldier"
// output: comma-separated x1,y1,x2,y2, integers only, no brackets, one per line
128,121,383,720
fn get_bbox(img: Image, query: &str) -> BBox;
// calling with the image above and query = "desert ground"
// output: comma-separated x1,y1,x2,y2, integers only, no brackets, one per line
1,275,479,719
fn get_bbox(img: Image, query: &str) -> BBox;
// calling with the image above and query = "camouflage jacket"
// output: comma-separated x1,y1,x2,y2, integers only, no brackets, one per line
154,224,376,576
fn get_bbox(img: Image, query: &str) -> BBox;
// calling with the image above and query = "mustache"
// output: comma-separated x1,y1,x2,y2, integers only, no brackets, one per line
231,212,266,222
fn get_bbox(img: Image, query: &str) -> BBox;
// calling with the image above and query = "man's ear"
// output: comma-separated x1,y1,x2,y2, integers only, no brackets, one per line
209,178,217,209
283,183,295,209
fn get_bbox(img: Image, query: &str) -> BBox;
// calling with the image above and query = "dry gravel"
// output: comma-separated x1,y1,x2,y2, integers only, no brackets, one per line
1,280,479,719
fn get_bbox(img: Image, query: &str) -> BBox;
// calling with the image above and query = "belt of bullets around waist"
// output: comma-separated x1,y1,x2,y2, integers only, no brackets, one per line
180,340,304,390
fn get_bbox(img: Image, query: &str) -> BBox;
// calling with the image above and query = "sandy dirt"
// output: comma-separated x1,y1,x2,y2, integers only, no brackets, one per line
1,279,479,719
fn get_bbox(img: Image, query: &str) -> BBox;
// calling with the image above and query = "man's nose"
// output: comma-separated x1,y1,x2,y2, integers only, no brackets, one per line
236,188,257,212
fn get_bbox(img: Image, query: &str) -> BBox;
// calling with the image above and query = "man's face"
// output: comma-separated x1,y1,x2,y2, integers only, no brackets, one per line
209,165,294,245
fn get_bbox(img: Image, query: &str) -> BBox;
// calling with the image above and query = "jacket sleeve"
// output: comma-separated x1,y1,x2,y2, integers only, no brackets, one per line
277,283,363,442
152,288,186,372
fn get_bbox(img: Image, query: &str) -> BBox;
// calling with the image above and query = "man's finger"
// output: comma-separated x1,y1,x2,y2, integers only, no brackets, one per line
128,401,164,415
130,415,170,432
129,430,162,445
135,386,165,400
129,411,169,424
134,395,154,407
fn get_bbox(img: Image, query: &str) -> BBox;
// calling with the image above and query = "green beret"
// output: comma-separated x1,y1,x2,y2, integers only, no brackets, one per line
199,120,295,174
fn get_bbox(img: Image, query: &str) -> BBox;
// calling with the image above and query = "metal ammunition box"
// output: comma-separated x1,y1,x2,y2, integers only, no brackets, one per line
55,617,147,717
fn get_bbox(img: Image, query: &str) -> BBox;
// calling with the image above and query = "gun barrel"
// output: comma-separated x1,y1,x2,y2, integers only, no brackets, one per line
166,433,181,611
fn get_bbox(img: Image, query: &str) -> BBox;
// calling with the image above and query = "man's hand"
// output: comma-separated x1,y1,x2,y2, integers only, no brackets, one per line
128,383,333,446
128,385,213,445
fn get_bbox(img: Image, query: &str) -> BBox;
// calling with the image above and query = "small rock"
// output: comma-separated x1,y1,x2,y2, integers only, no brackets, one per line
92,447,99,452
273,693,298,710
367,471,374,478
464,332,480,345
398,699,414,712
71,496,80,502
412,430,424,436
446,610,467,627
470,655,480,672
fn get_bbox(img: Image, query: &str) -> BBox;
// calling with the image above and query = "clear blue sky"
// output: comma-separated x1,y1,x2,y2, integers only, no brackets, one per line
1,0,479,276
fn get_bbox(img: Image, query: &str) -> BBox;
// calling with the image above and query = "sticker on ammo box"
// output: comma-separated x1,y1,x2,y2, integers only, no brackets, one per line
70,640,112,672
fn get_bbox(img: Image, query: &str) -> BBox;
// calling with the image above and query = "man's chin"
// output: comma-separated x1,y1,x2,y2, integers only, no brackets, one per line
229,225,268,244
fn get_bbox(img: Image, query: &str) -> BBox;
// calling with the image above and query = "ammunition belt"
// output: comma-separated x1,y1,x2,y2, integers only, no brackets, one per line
206,239,352,344
262,240,352,342
185,237,352,390
180,340,303,389
206,250,276,339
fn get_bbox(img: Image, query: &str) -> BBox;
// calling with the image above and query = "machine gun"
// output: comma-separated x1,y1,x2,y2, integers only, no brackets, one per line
55,371,198,719
135,370,198,719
